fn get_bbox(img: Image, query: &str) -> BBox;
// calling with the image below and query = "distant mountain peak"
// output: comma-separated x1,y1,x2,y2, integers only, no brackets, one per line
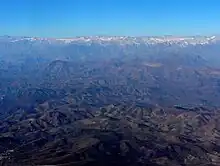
1,35,219,47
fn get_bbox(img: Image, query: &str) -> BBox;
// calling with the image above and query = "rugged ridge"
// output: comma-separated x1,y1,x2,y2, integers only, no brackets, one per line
1,35,220,165
1,35,220,46
1,103,220,166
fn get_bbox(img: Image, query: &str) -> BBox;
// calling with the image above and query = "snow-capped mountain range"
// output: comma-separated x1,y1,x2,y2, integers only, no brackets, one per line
1,35,220,67
1,35,219,47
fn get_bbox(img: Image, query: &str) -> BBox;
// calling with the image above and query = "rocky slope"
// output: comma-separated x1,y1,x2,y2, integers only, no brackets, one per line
1,103,220,166
1,35,220,165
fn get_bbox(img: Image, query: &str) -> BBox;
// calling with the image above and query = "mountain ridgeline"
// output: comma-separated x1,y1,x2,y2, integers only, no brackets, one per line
1,36,220,165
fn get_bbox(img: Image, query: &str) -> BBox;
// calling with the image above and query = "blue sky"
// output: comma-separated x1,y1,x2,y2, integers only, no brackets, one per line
0,0,220,37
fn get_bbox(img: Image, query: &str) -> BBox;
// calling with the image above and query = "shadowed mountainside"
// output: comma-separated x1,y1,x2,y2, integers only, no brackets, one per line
1,36,220,165
1,103,220,166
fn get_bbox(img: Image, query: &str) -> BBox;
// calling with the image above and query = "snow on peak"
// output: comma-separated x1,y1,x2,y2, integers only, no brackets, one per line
5,35,220,47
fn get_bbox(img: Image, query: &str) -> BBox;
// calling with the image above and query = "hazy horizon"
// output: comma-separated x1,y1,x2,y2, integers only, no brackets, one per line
0,0,220,37
1,34,220,39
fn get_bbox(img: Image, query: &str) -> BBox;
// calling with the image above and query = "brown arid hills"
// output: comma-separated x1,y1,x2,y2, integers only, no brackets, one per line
1,36,220,165
1,58,220,166
1,102,220,166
